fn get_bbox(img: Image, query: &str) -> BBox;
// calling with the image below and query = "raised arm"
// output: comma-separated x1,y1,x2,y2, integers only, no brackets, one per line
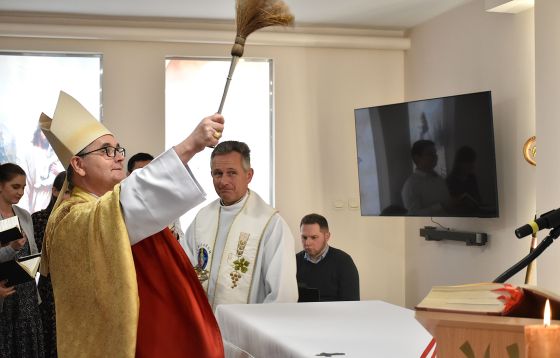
120,114,224,245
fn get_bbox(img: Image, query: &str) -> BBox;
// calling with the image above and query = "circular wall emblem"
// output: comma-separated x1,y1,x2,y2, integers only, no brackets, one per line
523,136,536,166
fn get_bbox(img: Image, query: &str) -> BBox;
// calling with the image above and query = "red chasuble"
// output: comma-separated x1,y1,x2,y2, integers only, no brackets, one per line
132,228,224,358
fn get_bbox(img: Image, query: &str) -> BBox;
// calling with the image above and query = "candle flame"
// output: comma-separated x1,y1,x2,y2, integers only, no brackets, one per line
544,299,551,327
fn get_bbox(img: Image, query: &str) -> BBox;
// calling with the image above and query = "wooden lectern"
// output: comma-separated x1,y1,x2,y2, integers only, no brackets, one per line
415,310,550,357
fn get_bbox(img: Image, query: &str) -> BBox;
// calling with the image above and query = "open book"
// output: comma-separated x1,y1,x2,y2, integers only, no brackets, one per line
415,282,560,320
0,216,23,245
0,253,41,286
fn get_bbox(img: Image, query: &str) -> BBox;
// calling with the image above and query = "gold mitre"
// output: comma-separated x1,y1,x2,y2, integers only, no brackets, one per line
39,91,112,168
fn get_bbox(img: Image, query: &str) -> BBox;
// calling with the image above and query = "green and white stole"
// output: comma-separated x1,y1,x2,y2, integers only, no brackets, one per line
194,191,276,309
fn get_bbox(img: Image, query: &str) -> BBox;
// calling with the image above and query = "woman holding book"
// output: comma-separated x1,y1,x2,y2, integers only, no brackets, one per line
0,163,44,358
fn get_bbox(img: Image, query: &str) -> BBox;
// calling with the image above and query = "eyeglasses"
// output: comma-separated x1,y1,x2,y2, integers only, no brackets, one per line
78,146,126,158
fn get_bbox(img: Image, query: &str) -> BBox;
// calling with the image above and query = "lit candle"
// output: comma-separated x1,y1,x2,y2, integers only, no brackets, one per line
525,299,560,357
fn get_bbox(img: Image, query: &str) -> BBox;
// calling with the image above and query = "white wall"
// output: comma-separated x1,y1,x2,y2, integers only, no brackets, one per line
535,0,560,292
404,0,535,307
0,20,407,304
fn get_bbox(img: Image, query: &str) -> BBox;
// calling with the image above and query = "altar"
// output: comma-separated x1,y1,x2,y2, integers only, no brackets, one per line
216,300,433,357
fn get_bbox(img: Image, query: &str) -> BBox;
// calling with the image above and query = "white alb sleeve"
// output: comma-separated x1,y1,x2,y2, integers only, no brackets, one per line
120,149,206,245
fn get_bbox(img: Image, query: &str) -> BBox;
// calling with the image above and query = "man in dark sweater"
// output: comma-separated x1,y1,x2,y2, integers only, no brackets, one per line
296,213,360,302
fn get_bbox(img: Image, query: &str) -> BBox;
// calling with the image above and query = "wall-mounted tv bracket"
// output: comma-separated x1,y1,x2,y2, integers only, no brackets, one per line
420,226,488,246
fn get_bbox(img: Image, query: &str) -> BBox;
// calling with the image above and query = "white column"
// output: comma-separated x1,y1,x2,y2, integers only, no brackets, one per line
535,0,560,290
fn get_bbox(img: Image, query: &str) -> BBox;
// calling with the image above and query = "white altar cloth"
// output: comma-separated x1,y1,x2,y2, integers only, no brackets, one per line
216,300,432,358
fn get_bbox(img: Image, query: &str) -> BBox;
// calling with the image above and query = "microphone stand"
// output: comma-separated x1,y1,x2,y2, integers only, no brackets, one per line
493,226,560,283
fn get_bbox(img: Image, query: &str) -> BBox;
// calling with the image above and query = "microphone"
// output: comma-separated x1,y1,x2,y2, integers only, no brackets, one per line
515,208,560,238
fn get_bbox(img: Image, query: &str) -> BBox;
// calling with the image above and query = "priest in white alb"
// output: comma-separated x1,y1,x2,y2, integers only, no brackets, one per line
181,140,298,309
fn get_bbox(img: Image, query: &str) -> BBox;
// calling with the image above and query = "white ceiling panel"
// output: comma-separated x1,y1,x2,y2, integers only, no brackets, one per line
0,0,474,29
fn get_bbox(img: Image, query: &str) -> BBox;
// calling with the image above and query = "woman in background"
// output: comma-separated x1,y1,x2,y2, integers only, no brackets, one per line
32,171,67,358
0,163,44,358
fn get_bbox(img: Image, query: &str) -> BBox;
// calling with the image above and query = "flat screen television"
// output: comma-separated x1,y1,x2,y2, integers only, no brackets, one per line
354,91,499,218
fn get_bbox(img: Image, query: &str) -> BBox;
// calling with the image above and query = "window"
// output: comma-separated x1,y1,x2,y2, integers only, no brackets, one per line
165,57,273,229
0,52,102,213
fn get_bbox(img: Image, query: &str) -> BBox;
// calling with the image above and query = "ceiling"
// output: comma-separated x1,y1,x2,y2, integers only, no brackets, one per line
0,0,473,29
